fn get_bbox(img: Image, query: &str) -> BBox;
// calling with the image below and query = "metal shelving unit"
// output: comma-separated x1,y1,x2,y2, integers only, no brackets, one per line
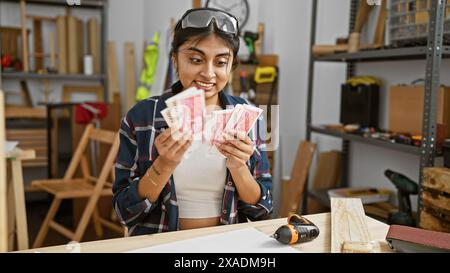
0,0,109,101
309,125,422,155
304,0,446,227
2,72,105,81
315,45,450,62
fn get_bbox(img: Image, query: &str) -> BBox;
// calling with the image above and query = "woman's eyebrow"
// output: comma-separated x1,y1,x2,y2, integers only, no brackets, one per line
187,47,230,57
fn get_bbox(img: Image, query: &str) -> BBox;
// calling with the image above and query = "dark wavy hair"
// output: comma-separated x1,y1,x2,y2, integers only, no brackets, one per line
170,12,240,70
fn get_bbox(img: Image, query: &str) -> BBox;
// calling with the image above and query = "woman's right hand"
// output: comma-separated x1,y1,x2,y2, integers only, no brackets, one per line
154,128,192,169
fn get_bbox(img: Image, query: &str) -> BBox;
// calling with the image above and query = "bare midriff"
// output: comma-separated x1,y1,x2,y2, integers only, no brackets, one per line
179,217,221,230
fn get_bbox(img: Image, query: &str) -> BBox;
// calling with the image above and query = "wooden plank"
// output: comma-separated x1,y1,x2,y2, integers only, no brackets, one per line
26,15,56,21
307,151,341,213
20,80,33,108
255,23,264,56
77,18,84,73
20,0,29,72
107,41,120,102
354,1,373,33
62,85,104,103
192,0,201,8
0,91,7,252
90,128,117,144
11,158,30,250
56,16,67,74
67,15,79,74
420,209,450,233
124,42,137,112
279,141,316,217
33,18,44,71
87,18,100,74
5,106,46,119
331,198,372,253
423,167,450,194
373,0,387,46
49,31,56,69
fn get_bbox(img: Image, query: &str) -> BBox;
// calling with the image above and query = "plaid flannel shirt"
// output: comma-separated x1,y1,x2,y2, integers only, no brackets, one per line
113,83,273,236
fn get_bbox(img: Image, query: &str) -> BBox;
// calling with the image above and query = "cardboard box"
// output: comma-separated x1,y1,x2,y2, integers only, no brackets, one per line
389,85,450,137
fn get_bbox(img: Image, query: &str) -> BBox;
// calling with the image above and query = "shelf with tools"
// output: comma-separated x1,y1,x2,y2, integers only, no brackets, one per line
315,45,450,62
0,0,108,172
2,72,105,81
309,125,422,155
304,0,447,229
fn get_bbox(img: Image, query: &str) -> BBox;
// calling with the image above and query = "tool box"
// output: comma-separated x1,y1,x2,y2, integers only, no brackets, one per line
389,85,450,138
340,77,379,128
389,0,450,46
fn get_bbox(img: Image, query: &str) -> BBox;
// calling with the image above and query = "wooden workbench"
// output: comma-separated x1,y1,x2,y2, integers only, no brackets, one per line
19,213,393,253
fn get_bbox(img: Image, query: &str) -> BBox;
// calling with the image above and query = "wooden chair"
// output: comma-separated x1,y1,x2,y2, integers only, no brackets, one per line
31,123,122,248
279,140,317,218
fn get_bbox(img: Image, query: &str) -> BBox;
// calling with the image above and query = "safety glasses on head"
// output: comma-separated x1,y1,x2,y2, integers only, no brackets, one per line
181,8,239,35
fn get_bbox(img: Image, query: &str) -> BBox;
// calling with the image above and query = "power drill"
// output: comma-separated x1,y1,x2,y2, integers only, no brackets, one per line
243,31,259,64
272,214,320,244
384,169,419,227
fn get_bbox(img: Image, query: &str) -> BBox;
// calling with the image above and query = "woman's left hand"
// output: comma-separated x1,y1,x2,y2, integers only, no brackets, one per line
217,130,255,170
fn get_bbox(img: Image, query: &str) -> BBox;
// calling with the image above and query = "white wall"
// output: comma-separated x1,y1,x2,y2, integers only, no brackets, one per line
2,0,444,212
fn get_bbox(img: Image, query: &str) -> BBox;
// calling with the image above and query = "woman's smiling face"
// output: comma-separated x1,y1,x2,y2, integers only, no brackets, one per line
174,34,234,106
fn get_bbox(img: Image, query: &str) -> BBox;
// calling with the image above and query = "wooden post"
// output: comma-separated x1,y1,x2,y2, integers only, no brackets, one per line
373,1,387,46
56,16,67,74
88,18,100,74
192,0,201,8
33,18,43,71
20,0,29,72
0,91,7,252
255,23,264,56
107,42,120,102
124,42,137,112
49,31,56,69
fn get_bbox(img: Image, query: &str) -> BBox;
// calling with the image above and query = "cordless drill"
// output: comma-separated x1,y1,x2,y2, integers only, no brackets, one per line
272,214,320,244
384,169,419,227
243,31,259,64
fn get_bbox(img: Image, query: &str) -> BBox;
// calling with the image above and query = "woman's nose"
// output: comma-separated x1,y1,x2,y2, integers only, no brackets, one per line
200,63,215,79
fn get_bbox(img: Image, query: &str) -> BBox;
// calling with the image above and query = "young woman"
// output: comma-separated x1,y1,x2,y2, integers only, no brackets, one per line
113,8,273,236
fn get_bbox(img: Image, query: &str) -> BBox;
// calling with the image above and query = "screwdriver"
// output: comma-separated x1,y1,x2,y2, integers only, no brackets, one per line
272,214,320,244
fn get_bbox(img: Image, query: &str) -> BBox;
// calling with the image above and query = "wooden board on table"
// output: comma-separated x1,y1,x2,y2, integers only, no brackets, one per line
331,198,373,253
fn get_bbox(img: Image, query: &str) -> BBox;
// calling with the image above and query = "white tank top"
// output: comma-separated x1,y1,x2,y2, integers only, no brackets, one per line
173,114,227,219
